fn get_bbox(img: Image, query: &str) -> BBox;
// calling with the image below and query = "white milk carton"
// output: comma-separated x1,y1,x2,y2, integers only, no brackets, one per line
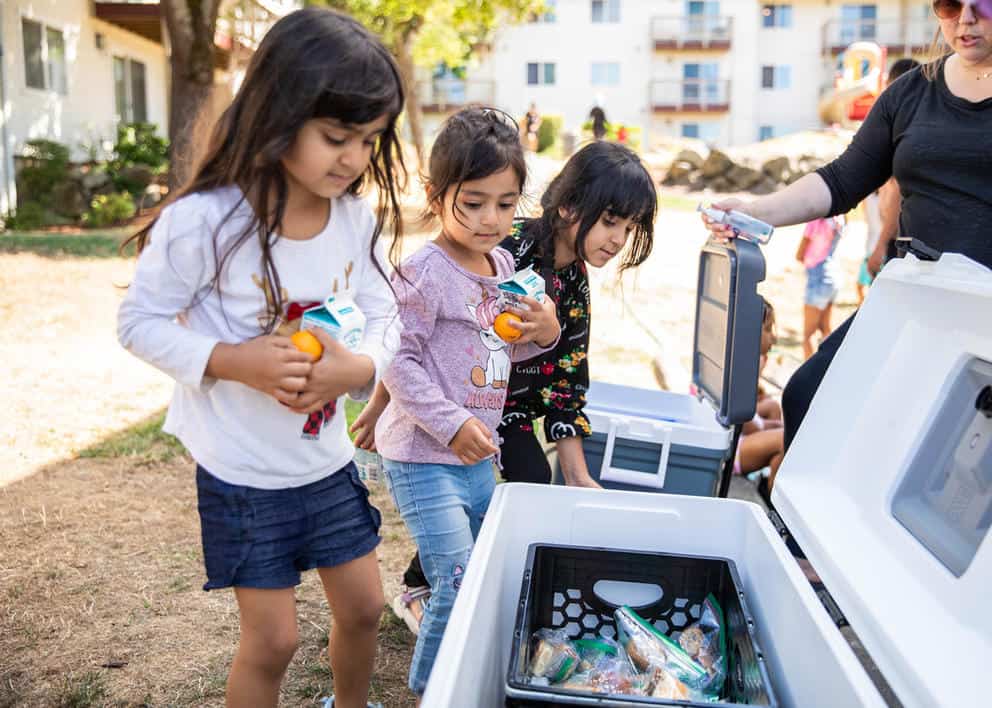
300,296,365,352
497,266,546,309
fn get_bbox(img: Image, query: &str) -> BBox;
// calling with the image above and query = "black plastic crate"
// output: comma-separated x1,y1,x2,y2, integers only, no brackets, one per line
506,544,777,707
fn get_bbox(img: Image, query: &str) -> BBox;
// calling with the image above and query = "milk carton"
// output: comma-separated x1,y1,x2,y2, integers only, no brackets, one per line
497,266,546,309
300,296,365,352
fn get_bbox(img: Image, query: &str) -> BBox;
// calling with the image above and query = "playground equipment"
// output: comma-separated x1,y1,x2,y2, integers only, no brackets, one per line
818,42,887,128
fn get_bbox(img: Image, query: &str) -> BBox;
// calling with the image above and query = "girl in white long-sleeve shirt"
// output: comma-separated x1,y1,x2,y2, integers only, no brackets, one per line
117,8,405,708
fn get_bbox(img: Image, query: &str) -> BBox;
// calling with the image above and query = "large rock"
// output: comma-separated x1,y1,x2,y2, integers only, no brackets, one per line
761,156,791,183
117,164,155,191
749,177,779,195
709,176,735,193
675,149,705,169
700,149,733,178
82,170,111,193
52,180,87,218
797,155,827,174
139,184,167,210
662,160,694,187
727,165,763,190
688,172,708,192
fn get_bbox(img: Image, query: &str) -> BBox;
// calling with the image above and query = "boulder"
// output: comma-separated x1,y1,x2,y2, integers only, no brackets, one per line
700,149,734,178
726,165,763,190
662,160,694,187
52,179,88,218
687,172,708,192
709,176,735,193
749,177,779,195
761,156,791,183
82,170,111,193
139,184,166,210
674,149,705,169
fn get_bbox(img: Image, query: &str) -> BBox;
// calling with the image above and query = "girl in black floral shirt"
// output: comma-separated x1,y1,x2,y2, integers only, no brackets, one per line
498,141,657,485
353,141,658,629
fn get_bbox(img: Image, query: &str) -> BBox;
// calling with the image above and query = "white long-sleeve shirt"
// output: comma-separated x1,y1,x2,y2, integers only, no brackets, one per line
118,186,400,489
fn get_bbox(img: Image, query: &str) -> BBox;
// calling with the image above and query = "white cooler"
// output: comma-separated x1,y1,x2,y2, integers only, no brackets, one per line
423,252,992,707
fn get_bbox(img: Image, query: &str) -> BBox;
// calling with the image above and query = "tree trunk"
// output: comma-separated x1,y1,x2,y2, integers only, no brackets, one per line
394,28,425,171
162,0,222,191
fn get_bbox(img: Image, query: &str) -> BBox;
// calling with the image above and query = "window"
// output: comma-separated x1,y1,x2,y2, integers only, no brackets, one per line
592,0,621,23
687,1,720,34
841,4,877,42
761,65,791,89
22,18,66,93
759,125,775,141
114,57,148,123
528,0,557,23
527,62,556,86
683,122,721,142
591,62,620,86
683,62,720,101
761,4,793,28
22,19,44,90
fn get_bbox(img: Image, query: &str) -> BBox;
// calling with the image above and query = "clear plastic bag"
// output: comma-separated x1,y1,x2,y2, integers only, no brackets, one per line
528,629,579,684
614,606,709,689
678,594,727,696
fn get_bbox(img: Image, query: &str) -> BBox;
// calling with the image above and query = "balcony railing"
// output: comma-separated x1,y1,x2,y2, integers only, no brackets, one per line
652,15,734,50
650,79,731,112
822,18,934,55
416,78,496,112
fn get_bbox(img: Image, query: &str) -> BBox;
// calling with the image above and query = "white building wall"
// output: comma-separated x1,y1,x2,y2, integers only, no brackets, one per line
475,0,929,150
1,0,169,211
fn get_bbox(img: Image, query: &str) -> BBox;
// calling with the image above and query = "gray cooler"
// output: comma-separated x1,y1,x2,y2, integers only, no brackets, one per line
553,238,767,497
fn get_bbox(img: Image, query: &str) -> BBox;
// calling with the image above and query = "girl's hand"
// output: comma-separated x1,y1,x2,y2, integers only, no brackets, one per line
210,336,313,406
700,198,749,243
449,417,499,465
506,296,560,348
350,397,386,451
287,329,374,415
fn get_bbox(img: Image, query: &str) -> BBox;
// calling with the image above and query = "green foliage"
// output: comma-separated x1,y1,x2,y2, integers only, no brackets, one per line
16,139,71,207
536,114,562,153
113,122,169,172
82,192,136,228
0,232,131,258
80,409,186,462
2,201,45,231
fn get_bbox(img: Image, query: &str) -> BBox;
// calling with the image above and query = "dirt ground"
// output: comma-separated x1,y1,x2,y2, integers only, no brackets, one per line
0,193,867,707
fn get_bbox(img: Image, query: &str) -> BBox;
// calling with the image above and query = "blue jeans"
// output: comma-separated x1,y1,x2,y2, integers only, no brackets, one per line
382,458,496,695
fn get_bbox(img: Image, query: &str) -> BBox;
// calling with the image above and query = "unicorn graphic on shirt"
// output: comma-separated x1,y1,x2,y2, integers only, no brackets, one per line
467,294,510,389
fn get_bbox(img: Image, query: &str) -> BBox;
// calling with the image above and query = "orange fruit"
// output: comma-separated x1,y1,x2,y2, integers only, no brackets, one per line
291,330,323,360
494,312,523,343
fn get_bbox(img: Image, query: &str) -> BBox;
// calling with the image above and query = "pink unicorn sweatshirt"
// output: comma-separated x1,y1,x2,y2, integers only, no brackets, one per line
375,242,556,465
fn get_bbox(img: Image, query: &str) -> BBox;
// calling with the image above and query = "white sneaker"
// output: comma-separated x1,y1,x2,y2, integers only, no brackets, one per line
391,585,430,636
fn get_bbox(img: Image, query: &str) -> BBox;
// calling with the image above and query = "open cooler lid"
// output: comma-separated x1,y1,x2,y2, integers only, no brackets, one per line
692,238,767,427
773,253,992,708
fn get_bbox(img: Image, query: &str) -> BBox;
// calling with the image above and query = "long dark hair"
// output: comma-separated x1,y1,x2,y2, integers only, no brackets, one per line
423,107,527,229
124,7,406,332
538,141,656,273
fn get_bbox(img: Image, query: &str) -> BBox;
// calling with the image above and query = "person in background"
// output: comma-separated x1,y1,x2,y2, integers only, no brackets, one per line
796,215,845,359
523,102,542,152
589,105,608,141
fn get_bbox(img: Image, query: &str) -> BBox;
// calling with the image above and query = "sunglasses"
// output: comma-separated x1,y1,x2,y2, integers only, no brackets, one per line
932,0,992,20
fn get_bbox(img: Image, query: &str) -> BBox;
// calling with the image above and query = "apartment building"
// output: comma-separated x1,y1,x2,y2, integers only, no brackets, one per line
457,0,934,149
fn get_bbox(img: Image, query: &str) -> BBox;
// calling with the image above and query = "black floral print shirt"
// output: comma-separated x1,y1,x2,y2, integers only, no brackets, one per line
499,219,592,441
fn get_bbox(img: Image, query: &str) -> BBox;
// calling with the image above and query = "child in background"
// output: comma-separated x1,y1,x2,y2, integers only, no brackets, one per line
372,108,561,701
857,191,881,304
796,215,845,359
117,9,406,708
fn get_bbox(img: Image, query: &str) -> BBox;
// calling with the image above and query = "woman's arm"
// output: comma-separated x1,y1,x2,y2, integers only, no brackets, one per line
556,436,600,488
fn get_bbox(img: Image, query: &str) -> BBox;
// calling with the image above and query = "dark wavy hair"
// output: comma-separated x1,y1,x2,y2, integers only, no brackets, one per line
423,107,527,228
124,7,406,332
537,141,656,273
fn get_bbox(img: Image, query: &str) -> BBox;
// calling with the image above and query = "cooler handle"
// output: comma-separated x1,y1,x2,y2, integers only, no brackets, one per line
599,419,672,490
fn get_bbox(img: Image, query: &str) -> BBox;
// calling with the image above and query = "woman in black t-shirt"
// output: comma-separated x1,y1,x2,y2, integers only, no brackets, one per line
703,0,992,456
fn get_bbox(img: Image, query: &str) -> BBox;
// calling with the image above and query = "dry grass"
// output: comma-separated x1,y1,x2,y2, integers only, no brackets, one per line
0,453,417,707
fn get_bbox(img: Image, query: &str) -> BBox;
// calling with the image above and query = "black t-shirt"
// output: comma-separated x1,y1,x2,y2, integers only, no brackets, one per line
817,59,992,268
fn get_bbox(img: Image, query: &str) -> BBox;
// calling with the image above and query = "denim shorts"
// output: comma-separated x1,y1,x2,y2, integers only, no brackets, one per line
805,263,838,309
196,462,381,590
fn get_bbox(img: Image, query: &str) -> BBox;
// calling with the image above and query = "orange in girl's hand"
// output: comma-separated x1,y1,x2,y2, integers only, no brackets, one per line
494,312,523,343
291,330,323,360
